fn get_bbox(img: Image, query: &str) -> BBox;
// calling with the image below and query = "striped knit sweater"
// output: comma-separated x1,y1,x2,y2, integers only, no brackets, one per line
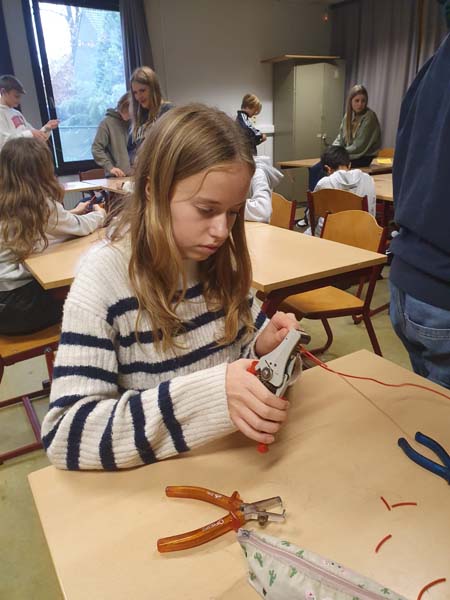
41,241,267,470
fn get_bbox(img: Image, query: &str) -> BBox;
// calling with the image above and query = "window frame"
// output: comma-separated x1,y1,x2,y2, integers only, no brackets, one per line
22,0,122,175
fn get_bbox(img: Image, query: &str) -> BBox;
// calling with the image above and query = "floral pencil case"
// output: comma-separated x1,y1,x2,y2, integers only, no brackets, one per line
237,529,408,600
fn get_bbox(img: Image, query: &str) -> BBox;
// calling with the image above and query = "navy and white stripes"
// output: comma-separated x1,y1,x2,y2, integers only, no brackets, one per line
41,242,268,471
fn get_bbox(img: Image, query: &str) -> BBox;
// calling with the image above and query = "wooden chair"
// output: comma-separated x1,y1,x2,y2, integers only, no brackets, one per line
79,168,105,181
280,210,387,356
307,188,368,236
270,192,296,230
0,324,60,463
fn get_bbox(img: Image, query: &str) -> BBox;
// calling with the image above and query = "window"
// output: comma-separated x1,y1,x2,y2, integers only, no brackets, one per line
23,0,126,174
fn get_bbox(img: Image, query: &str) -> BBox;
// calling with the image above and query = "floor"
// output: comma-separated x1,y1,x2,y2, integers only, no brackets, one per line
0,268,411,600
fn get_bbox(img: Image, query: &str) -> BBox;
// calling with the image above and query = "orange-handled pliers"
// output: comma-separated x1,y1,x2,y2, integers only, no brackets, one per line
248,328,311,453
157,485,285,553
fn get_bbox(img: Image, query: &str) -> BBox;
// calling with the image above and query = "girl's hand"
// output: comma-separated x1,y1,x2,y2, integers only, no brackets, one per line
255,311,299,358
93,204,106,217
226,359,289,444
71,200,91,215
110,167,126,177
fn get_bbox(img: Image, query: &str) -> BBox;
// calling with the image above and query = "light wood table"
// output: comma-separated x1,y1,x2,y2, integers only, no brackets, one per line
24,224,386,317
63,181,103,194
28,350,450,600
246,222,385,315
278,158,393,176
24,230,105,290
84,177,131,195
374,173,393,202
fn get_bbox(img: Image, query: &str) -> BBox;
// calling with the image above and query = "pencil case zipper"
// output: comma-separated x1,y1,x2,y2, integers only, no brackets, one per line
237,529,391,600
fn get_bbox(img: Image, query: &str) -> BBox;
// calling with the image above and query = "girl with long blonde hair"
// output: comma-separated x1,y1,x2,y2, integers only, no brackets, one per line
333,84,381,168
42,104,298,471
128,66,173,164
0,138,105,334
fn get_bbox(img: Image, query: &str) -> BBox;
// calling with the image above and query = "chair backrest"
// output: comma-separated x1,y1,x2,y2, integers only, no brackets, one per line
270,192,296,230
79,168,105,181
321,210,386,253
377,147,394,159
307,188,368,236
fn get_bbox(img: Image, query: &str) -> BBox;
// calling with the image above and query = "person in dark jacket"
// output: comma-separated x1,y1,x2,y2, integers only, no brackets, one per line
389,33,450,389
236,93,266,155
91,93,130,177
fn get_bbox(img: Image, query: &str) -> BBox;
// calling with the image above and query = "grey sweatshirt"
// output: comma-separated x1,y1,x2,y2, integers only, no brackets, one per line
91,109,130,174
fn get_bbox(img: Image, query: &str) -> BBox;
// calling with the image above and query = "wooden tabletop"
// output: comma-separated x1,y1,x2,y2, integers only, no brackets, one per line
63,181,103,193
246,221,385,294
24,230,105,290
278,158,392,176
28,350,450,600
374,173,393,202
24,222,385,292
83,177,131,195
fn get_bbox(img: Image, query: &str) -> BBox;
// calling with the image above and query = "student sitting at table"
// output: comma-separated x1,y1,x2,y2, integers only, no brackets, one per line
304,145,376,236
245,156,284,223
236,94,267,155
0,138,105,335
41,104,298,471
91,92,131,177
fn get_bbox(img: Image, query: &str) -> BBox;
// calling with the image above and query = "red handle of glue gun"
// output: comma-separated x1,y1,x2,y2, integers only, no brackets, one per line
247,361,270,454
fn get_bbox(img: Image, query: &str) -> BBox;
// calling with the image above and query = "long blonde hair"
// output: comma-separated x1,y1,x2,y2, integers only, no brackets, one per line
0,138,63,260
130,66,164,140
344,84,368,144
111,103,256,352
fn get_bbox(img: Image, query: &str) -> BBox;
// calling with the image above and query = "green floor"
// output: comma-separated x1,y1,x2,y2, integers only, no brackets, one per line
0,270,411,600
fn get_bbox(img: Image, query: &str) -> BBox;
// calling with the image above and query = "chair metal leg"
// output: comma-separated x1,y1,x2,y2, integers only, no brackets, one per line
362,313,383,356
310,318,334,354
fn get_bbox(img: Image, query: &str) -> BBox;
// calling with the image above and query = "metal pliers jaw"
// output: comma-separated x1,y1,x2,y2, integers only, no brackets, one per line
253,328,311,397
157,486,285,553
398,431,450,484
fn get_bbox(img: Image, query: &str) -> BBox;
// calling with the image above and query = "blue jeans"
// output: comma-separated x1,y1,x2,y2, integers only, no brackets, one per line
390,282,450,389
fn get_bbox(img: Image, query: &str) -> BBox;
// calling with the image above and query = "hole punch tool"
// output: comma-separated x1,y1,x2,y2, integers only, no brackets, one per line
157,486,285,553
398,432,450,484
247,328,311,453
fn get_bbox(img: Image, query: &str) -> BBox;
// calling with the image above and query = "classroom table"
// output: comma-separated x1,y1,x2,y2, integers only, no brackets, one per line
24,230,105,290
278,158,393,176
62,181,103,194
83,176,131,195
373,173,393,202
28,349,450,600
246,222,385,316
24,223,386,318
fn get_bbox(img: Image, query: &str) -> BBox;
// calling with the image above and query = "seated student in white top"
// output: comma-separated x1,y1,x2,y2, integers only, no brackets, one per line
0,74,59,151
305,145,376,235
245,156,284,223
0,138,105,335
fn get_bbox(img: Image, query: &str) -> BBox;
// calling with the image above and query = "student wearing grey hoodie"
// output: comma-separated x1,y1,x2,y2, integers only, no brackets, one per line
91,93,130,177
245,156,284,223
304,145,376,235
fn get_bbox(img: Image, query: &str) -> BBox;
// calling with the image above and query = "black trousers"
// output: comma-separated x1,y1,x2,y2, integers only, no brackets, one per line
0,279,63,335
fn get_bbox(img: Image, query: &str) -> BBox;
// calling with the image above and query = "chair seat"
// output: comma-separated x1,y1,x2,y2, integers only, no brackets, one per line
0,323,60,363
283,286,364,315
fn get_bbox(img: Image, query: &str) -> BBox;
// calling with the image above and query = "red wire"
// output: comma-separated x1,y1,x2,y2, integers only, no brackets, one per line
417,578,446,600
375,534,392,553
301,348,450,401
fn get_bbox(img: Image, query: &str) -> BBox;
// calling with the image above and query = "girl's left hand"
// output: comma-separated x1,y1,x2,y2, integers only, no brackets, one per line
255,311,299,358
71,200,91,215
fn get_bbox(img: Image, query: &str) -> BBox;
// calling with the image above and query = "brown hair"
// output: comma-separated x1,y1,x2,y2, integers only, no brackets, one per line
241,93,262,113
116,92,130,112
0,138,63,260
345,84,368,143
0,74,25,94
110,103,256,352
130,66,163,140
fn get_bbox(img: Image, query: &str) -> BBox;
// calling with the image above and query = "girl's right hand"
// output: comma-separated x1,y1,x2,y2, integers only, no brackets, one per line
226,359,290,445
